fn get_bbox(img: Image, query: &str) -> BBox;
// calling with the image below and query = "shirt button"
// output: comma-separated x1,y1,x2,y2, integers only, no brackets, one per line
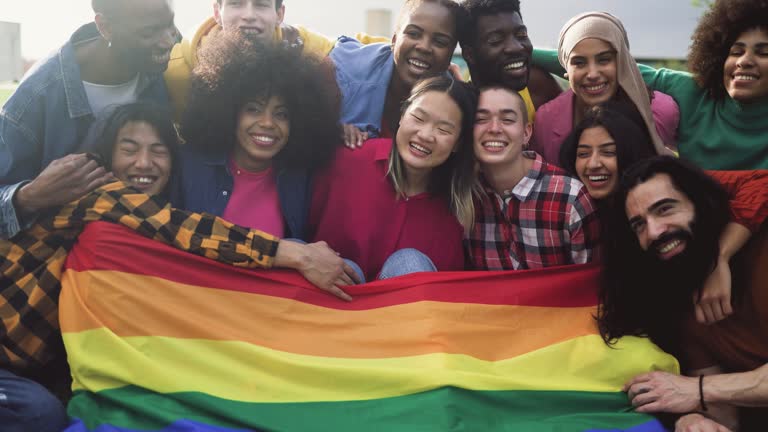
222,191,229,196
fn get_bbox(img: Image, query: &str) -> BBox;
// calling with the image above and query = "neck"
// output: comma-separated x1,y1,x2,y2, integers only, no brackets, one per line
573,96,590,126
402,164,431,196
232,151,271,173
75,38,138,85
482,155,532,195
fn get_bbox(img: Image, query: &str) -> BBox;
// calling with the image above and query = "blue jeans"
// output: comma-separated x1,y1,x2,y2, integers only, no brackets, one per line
0,369,69,432
378,248,437,280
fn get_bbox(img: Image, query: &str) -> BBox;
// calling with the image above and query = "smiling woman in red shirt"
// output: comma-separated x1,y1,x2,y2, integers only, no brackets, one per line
309,76,477,281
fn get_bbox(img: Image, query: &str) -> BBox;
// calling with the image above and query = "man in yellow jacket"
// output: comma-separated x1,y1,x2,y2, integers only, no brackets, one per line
165,0,380,119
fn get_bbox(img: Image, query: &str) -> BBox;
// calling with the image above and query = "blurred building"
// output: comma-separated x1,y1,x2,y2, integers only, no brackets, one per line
0,21,23,82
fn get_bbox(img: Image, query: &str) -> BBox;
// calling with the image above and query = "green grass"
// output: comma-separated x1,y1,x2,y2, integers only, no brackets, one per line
0,87,17,106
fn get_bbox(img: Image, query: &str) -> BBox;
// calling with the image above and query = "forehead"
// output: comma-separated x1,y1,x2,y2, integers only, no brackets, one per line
478,88,523,113
571,38,615,56
116,0,173,21
476,12,525,37
578,126,614,145
625,173,692,216
409,91,461,121
733,27,768,44
116,121,163,143
401,2,456,31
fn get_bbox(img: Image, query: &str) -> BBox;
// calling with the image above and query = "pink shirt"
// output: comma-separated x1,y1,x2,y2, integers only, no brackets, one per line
308,138,465,280
531,89,680,166
222,160,284,238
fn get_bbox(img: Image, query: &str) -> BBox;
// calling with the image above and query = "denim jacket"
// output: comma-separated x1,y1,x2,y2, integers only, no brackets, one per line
329,36,394,138
0,23,169,238
170,148,313,240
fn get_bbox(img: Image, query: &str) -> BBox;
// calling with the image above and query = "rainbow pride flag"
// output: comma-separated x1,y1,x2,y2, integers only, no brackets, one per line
61,222,677,432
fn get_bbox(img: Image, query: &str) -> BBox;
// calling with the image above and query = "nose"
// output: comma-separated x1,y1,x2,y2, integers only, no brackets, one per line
489,117,502,134
156,26,177,51
241,3,259,21
502,35,524,55
646,217,667,242
258,113,276,129
414,36,432,54
134,148,153,170
736,51,755,69
586,61,600,80
586,153,602,169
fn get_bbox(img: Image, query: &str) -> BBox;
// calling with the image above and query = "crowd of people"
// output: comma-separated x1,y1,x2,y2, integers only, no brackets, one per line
0,0,767,431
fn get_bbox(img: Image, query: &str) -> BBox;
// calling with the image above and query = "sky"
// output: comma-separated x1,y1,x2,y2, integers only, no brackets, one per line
1,0,706,61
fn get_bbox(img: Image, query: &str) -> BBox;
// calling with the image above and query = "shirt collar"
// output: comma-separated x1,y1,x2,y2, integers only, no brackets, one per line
484,151,545,202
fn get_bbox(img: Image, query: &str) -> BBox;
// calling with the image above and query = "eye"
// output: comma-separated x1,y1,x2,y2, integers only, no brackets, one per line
630,221,646,234
502,117,515,125
475,116,489,124
570,58,586,68
274,109,290,121
437,128,452,135
600,150,616,157
515,30,528,39
729,47,745,56
433,37,451,49
576,151,590,158
657,204,674,215
411,114,424,123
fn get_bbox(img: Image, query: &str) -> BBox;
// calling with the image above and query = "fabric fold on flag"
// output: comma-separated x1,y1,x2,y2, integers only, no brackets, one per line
62,222,677,432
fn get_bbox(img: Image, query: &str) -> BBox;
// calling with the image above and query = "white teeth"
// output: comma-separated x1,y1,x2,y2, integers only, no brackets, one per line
153,53,170,63
483,141,507,148
734,74,757,81
588,175,609,181
408,59,430,69
410,143,431,154
585,83,607,91
130,176,155,185
254,135,275,143
240,28,262,35
504,61,525,70
658,240,682,254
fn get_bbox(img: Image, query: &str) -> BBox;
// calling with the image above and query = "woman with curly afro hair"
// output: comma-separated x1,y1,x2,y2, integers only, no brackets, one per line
173,32,342,242
533,0,768,170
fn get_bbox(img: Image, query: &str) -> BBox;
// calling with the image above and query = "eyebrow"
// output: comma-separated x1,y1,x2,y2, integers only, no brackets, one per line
627,198,680,225
577,142,616,148
477,108,519,117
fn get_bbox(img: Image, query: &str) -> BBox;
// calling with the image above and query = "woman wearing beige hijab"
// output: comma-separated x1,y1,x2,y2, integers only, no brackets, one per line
530,12,677,165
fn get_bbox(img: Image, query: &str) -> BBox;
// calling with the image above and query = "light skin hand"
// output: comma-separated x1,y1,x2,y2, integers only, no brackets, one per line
675,413,732,432
274,240,353,301
342,124,368,149
624,372,700,414
695,258,733,324
14,153,114,216
448,63,464,82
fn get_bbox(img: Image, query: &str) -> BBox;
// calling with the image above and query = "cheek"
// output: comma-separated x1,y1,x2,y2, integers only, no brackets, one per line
574,158,587,174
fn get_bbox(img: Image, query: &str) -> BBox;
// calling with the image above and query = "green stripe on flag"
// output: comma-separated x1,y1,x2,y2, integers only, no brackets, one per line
69,386,657,431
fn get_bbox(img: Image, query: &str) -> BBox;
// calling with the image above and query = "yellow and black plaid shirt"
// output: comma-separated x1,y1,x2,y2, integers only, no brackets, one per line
0,181,279,380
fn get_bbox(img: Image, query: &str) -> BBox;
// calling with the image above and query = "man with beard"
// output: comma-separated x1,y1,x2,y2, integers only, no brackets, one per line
458,0,562,122
599,156,768,431
0,0,175,241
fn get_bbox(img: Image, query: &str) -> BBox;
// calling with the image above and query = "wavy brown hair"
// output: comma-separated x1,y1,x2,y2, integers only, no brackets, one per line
688,0,768,99
180,33,341,173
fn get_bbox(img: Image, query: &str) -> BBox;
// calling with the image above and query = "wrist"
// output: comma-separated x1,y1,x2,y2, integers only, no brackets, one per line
13,182,42,215
274,240,307,271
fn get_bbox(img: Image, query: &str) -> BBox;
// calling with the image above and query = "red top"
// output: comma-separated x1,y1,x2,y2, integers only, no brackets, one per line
308,138,465,280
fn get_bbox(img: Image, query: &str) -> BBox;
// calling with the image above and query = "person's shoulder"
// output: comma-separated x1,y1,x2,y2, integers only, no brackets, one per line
535,89,572,120
329,37,392,77
2,50,65,120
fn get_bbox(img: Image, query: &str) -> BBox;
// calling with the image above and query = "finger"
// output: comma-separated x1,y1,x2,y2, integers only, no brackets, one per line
711,301,726,323
721,297,733,317
694,303,706,324
634,399,663,413
623,374,650,392
328,285,353,302
82,165,108,183
343,262,362,284
702,303,717,325
630,391,658,408
338,272,354,286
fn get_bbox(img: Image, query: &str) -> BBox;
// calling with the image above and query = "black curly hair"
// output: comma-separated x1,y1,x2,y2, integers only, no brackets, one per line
688,0,768,99
180,33,341,173
458,0,522,49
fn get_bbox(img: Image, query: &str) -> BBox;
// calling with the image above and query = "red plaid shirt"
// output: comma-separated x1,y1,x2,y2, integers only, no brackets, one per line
467,152,600,270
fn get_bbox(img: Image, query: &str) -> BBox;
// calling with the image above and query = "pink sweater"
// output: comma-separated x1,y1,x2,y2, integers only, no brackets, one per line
531,89,679,167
